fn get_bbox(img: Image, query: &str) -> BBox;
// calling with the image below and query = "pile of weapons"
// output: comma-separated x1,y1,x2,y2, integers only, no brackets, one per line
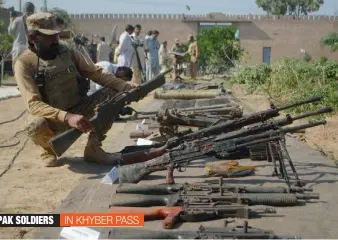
46,71,330,239
108,177,315,239
123,102,244,140
108,95,331,239
119,96,331,186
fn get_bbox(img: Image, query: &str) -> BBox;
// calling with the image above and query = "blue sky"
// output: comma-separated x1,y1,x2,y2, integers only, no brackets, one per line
5,0,338,15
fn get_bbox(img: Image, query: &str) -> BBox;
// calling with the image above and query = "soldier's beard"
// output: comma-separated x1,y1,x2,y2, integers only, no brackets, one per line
37,43,59,60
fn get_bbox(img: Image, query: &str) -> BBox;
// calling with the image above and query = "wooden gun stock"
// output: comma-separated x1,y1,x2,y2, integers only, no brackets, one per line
109,206,183,229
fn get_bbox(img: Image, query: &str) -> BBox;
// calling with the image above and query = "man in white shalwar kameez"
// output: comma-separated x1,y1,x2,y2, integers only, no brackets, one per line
117,25,135,68
145,30,160,81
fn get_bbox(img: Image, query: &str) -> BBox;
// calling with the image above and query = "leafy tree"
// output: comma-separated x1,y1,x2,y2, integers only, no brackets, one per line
48,7,73,29
197,26,243,73
0,20,14,60
320,32,338,52
256,0,324,16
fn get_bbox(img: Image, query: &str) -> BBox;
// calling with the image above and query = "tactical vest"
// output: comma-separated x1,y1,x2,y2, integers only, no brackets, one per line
38,44,82,110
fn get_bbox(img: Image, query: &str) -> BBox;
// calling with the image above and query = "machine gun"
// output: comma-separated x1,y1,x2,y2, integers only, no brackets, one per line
116,177,314,195
109,190,318,208
117,120,326,184
48,69,172,157
109,203,276,229
108,221,300,239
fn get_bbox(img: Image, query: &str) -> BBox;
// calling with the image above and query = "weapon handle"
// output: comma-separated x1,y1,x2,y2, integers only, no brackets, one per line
109,206,183,229
166,166,175,184
48,128,83,157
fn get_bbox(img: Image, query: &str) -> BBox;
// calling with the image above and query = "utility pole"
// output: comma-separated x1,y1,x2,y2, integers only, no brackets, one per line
42,0,48,12
19,0,22,12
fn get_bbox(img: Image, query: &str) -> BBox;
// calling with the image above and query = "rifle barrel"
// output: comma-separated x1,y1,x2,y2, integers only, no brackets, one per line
291,106,333,121
277,96,321,111
233,120,326,145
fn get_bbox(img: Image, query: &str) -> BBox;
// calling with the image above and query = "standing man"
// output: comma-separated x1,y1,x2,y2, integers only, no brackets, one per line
8,2,35,64
131,24,145,85
117,25,135,68
171,39,185,81
96,36,111,62
186,35,199,80
145,30,160,81
159,41,169,73
144,30,153,80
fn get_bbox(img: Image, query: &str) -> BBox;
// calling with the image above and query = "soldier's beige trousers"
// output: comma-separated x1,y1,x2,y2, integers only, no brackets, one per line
132,67,142,85
26,88,121,160
190,61,198,79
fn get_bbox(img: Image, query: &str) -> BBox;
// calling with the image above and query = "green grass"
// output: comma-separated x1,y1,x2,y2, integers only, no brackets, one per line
231,57,338,116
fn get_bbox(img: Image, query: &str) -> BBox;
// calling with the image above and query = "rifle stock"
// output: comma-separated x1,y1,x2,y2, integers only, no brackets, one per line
109,206,183,229
48,128,82,156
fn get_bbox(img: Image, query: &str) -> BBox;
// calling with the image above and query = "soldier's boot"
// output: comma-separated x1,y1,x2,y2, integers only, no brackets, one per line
84,133,122,165
27,118,58,167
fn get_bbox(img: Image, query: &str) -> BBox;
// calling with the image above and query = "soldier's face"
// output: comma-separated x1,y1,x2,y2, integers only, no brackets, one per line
35,34,59,48
33,34,60,60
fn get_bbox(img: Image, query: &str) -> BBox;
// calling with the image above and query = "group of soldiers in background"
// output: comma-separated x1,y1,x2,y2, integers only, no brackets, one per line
96,24,199,84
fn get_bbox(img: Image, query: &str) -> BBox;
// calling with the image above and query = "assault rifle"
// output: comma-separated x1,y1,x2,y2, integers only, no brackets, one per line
109,203,276,229
167,96,322,145
118,120,326,184
109,191,318,208
120,96,322,152
118,106,331,155
214,106,333,142
48,69,172,157
116,177,313,195
120,103,238,117
108,221,300,239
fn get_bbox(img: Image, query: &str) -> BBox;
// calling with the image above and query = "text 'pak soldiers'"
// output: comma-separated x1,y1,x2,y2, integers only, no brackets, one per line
14,13,166,167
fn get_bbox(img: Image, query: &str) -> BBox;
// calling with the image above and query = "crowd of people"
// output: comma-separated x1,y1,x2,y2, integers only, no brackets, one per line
98,24,199,84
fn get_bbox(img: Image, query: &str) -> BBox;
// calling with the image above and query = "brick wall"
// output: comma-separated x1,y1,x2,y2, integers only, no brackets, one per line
2,7,338,65
70,13,338,64
71,17,198,48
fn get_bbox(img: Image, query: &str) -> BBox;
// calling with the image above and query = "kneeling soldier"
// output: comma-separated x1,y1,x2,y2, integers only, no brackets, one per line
14,13,164,167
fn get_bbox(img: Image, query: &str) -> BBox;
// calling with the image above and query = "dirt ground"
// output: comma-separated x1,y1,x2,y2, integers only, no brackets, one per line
0,95,153,239
230,84,338,164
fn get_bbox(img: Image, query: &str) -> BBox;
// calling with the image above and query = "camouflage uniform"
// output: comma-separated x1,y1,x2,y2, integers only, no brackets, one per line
171,40,185,81
14,13,133,167
188,40,199,79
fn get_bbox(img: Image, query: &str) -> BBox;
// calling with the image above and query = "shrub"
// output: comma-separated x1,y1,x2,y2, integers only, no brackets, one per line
232,57,338,115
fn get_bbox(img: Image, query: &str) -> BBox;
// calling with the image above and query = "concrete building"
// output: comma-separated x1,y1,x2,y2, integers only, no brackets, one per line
70,12,338,64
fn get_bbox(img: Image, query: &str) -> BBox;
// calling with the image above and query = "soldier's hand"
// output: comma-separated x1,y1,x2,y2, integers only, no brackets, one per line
65,113,94,133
